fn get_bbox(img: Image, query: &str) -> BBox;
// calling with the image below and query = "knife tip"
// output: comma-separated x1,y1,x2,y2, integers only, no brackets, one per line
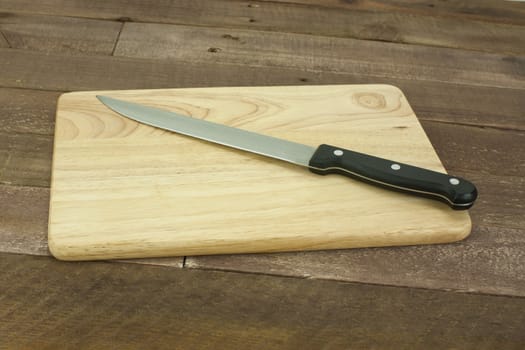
96,95,114,105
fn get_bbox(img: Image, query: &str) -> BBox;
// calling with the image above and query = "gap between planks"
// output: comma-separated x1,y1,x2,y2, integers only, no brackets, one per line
110,21,124,56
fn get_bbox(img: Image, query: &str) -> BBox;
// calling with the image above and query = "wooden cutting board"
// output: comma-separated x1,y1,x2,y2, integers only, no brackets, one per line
48,85,471,260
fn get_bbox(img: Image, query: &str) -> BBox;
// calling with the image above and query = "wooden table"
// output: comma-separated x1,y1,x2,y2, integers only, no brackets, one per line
1,1,524,348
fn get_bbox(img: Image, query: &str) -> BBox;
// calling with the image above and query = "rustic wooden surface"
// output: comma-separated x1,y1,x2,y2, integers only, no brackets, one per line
0,0,524,348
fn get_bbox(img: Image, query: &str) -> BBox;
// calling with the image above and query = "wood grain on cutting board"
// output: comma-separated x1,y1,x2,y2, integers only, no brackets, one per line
48,85,471,260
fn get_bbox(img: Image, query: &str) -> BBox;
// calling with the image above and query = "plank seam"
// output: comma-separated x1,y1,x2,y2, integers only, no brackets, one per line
111,21,125,56
1,54,523,91
2,251,522,298
1,76,523,95
420,118,525,133
0,30,11,48
0,181,50,189
180,263,525,298
0,129,53,137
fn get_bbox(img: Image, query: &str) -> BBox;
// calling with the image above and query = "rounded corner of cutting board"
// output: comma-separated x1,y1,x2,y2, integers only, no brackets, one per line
56,91,87,104
47,236,68,261
453,211,473,242
435,210,473,245
377,83,404,93
47,229,77,261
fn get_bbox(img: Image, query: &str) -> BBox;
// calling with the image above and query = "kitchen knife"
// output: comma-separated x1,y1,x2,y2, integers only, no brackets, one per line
97,96,477,210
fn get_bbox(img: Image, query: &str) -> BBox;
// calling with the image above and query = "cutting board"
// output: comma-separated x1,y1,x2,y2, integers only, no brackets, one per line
48,85,471,260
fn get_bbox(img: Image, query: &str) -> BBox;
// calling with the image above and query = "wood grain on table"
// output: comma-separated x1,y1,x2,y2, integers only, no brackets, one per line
1,0,524,348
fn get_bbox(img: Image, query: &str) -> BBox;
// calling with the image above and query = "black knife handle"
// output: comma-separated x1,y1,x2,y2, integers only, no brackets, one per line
308,144,477,210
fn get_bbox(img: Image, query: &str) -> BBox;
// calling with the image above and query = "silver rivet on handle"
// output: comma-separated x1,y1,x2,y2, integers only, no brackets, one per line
391,164,401,170
449,178,460,185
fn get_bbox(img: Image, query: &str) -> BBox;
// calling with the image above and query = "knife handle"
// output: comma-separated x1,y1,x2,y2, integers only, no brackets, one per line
308,144,477,210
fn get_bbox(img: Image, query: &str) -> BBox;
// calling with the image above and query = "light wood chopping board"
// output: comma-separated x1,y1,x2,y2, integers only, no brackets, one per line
48,85,471,261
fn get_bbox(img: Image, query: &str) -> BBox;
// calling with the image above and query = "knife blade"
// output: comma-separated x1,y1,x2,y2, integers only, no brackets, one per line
97,95,477,210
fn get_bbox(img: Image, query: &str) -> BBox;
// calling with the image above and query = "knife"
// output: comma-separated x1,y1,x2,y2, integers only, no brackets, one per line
96,96,477,210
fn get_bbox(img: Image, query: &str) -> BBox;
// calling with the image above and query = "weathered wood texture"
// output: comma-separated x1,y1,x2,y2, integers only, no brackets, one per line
1,50,524,129
2,253,525,349
268,0,525,25
0,185,49,255
0,0,524,345
0,88,59,135
0,13,121,55
2,0,524,54
0,48,332,91
1,46,524,104
0,30,8,47
114,22,525,89
0,131,52,187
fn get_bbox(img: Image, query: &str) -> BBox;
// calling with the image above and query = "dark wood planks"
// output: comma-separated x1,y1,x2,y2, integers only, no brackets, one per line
0,48,329,91
423,122,525,178
1,0,525,54
460,172,525,230
0,186,49,255
0,29,8,47
0,88,59,135
417,122,525,230
402,83,525,131
2,253,525,349
114,22,525,89
266,0,525,26
0,13,121,55
0,131,52,187
1,48,524,129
